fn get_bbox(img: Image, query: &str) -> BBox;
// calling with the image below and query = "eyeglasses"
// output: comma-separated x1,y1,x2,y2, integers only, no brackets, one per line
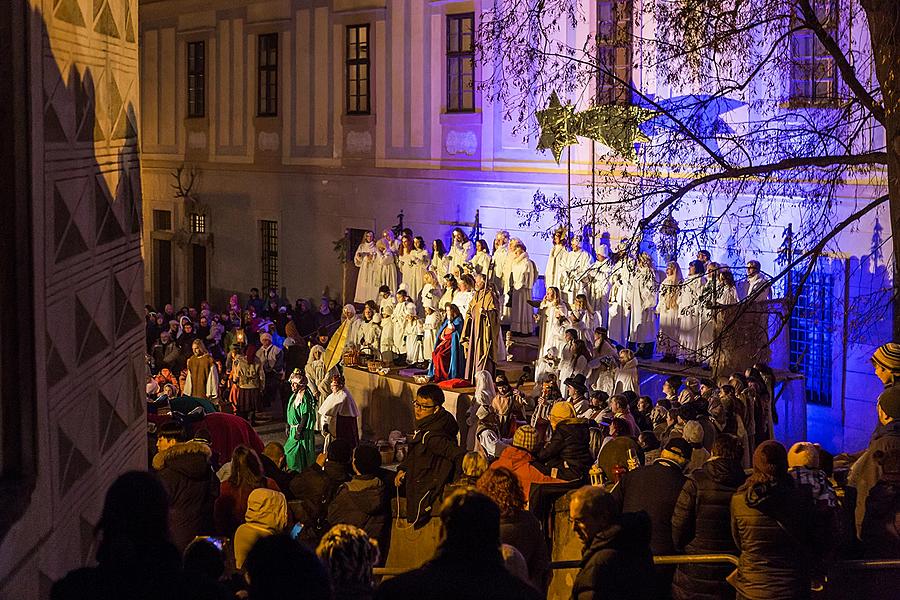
413,400,437,411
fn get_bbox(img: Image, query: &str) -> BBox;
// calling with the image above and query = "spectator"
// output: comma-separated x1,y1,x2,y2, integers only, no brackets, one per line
317,524,380,600
491,425,566,498
634,396,653,432
450,451,489,489
535,401,594,482
609,394,640,437
374,490,542,600
152,422,219,552
243,534,332,600
860,447,900,558
671,434,747,600
477,468,551,592
393,384,466,526
256,332,285,410
327,445,390,552
234,488,289,569
51,472,200,600
683,420,711,472
289,438,353,544
568,485,654,600
214,445,280,536
729,440,816,600
850,384,900,537
611,437,690,599
260,441,295,497
182,538,230,599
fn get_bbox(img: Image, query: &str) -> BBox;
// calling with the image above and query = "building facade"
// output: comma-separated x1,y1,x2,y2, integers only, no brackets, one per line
139,0,889,451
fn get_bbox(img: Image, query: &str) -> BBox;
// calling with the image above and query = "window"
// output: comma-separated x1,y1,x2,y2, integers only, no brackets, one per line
346,25,371,115
446,13,475,113
257,33,278,116
187,41,205,117
596,0,633,105
189,213,206,234
260,220,278,292
790,0,838,103
153,209,172,231
789,259,834,406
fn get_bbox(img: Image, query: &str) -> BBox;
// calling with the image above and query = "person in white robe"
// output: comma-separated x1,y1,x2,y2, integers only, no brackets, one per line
470,239,493,278
397,236,422,302
340,304,364,350
563,233,594,302
697,262,721,363
358,304,382,356
535,286,569,382
407,236,430,306
431,239,451,276
507,239,537,336
453,273,476,317
657,261,683,361
438,274,458,310
492,231,512,322
559,331,592,390
607,252,633,346
589,328,619,394
742,260,771,301
375,240,399,295
422,300,441,365
466,370,497,450
627,252,659,357
403,302,426,365
317,373,360,450
448,228,474,273
304,344,335,402
544,228,570,301
391,292,414,357
569,293,600,344
353,231,379,304
420,270,443,313
381,229,400,254
678,260,706,363
614,348,640,395
585,244,613,328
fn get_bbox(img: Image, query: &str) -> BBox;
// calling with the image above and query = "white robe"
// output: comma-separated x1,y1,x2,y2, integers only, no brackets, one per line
423,311,440,360
404,317,426,364
628,265,659,345
448,240,474,272
586,258,613,328
678,275,705,360
377,247,399,293
563,249,593,301
399,249,427,302
183,361,220,399
454,290,475,318
430,252,451,276
658,275,682,355
607,260,632,345
508,254,537,334
420,282,443,312
544,244,569,297
470,251,492,278
614,358,640,395
353,241,379,304
589,339,619,393
492,245,511,321
536,300,569,382
569,308,599,343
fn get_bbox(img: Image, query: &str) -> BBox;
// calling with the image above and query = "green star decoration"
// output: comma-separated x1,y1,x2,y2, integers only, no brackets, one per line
535,92,658,162
536,92,580,164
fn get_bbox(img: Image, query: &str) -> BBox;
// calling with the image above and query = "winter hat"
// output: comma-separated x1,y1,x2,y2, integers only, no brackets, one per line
549,401,576,421
352,445,382,476
683,420,704,446
327,439,353,464
877,384,900,420
788,442,819,469
663,437,693,461
752,440,788,478
872,343,900,374
512,425,540,454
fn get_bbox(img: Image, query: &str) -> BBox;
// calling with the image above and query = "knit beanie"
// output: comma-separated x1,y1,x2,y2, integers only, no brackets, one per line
752,440,788,478
352,445,382,476
788,442,819,469
549,402,576,421
872,343,900,374
878,384,900,420
512,425,540,454
683,420,704,447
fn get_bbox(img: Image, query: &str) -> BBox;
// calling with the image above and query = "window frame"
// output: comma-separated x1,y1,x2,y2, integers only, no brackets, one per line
257,33,279,117
260,220,279,292
789,0,839,106
595,0,634,106
186,40,205,118
446,13,476,114
346,24,371,115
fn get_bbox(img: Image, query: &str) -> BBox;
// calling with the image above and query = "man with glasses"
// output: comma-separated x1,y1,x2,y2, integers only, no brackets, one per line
744,260,770,301
394,384,466,526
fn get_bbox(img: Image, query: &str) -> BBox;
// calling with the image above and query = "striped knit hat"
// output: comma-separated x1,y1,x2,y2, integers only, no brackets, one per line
872,343,900,373
512,425,540,454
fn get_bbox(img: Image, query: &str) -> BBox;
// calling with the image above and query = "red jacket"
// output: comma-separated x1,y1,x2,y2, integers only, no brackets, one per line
490,446,564,499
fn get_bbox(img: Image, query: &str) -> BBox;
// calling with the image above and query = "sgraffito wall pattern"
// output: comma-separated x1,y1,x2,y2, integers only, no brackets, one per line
0,1,146,597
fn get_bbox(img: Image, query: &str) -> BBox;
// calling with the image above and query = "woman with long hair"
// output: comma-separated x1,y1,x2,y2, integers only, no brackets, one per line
431,238,451,276
471,239,492,277
428,303,465,381
353,231,379,304
448,227,474,273
658,261,683,362
316,524,380,600
214,445,279,536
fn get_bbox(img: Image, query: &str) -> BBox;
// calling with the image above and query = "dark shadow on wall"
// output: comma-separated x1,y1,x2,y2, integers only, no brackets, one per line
0,2,144,553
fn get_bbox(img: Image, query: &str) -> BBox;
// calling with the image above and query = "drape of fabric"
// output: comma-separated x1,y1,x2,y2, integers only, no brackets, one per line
354,241,379,304
462,287,501,380
285,387,317,472
628,265,659,344
544,244,569,299
428,316,464,381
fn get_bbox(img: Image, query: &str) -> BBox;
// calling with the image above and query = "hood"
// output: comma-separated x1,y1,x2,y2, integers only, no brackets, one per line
702,457,747,488
244,488,288,532
344,476,385,515
742,477,790,510
152,441,212,478
499,446,534,467
872,419,900,441
414,406,459,439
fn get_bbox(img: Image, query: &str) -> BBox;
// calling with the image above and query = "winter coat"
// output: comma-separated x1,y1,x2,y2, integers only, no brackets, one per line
490,445,565,499
152,441,219,552
327,475,390,549
610,458,686,556
671,458,747,600
729,477,815,599
860,475,900,559
500,510,551,592
374,543,541,600
397,407,466,525
850,419,900,537
288,459,352,543
213,477,280,536
536,418,594,482
570,512,655,600
233,488,288,569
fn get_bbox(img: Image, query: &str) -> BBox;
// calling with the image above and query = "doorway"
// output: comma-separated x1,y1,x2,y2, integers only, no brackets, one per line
153,237,172,308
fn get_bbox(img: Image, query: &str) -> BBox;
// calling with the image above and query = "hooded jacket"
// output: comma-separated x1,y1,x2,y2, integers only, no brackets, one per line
233,488,288,569
571,512,655,600
153,441,219,552
850,418,900,537
671,458,747,600
729,477,815,599
535,417,594,482
397,407,466,525
327,474,390,548
490,445,564,499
